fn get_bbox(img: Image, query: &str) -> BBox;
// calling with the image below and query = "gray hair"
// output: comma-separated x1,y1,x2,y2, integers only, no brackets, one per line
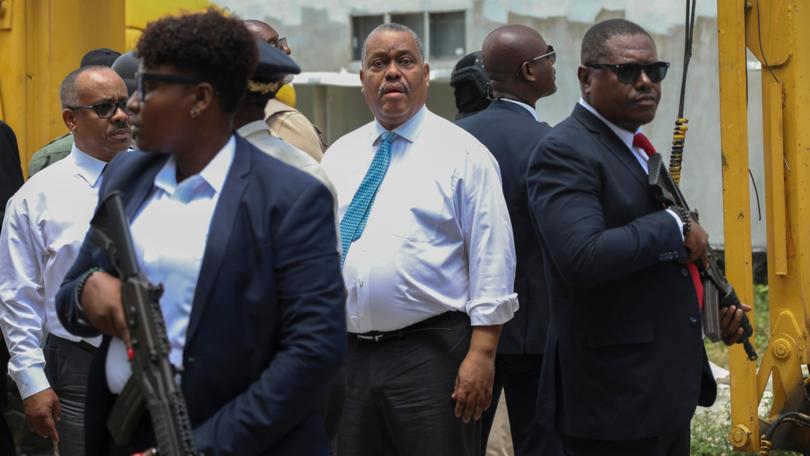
60,65,109,108
361,22,425,64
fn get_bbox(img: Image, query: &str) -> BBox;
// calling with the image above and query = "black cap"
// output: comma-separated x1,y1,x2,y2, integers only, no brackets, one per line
450,51,491,118
450,51,489,94
112,52,139,96
80,48,121,67
253,39,300,83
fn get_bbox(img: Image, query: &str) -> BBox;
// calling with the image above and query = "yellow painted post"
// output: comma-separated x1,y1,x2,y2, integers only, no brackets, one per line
717,0,759,452
721,0,810,452
0,0,124,176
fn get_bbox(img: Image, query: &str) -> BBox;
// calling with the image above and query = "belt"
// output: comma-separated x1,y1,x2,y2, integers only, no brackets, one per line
350,311,466,343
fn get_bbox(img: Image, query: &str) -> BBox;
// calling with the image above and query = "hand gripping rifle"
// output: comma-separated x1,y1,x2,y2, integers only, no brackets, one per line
648,155,757,361
89,191,198,455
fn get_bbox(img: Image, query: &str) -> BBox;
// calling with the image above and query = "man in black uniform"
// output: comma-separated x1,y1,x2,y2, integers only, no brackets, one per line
527,19,749,456
0,120,25,456
456,24,562,456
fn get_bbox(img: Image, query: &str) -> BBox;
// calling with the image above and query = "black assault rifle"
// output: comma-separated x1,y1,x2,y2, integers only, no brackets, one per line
89,191,198,455
647,154,758,361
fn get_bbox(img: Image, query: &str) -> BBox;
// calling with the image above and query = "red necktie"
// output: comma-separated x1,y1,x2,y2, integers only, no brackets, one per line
633,133,704,310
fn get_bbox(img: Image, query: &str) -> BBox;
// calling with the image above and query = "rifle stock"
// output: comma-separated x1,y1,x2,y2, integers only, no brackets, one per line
89,191,198,455
647,154,757,361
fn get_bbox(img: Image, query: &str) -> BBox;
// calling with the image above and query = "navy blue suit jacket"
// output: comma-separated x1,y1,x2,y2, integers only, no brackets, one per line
56,135,347,455
527,105,716,440
456,100,552,354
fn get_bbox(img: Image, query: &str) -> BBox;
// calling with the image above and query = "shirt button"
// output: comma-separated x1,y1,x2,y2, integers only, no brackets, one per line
681,268,689,277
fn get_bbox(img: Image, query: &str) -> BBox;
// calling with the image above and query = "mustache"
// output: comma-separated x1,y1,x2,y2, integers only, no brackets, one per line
378,81,410,96
111,120,130,130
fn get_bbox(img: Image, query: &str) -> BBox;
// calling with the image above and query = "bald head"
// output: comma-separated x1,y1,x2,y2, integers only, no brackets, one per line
482,25,556,103
244,19,291,54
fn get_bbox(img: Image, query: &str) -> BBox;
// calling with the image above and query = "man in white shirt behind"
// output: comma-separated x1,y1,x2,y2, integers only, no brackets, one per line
322,23,517,455
0,66,131,455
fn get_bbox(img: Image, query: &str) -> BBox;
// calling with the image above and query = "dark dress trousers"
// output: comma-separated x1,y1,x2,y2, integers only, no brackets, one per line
0,120,24,456
56,135,347,455
527,104,716,447
457,100,561,455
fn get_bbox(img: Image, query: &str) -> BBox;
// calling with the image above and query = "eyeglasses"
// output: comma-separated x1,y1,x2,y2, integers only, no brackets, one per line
66,100,127,119
585,61,670,84
135,72,202,102
270,37,287,49
527,45,556,65
517,45,556,76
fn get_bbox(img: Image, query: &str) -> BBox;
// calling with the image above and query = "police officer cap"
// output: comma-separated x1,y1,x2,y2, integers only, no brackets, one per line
112,51,139,97
450,51,489,97
253,39,301,84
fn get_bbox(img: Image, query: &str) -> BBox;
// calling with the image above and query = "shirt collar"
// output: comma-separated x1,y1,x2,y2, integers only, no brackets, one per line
69,144,108,188
371,105,428,145
236,120,269,138
154,135,236,197
578,97,639,152
500,98,540,121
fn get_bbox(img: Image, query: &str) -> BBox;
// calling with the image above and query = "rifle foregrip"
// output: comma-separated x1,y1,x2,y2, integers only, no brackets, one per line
721,288,758,361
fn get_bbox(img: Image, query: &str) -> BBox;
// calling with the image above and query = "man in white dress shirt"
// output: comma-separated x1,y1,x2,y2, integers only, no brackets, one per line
322,23,517,455
0,66,130,455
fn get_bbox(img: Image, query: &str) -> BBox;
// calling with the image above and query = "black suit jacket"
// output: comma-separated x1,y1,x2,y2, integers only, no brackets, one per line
527,104,716,441
0,121,23,226
456,100,552,354
0,121,23,413
56,135,347,455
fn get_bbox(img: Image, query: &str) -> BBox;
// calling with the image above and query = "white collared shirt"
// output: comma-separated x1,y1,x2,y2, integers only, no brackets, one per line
0,145,106,399
105,136,235,394
500,98,541,122
322,106,518,333
578,98,684,236
237,120,338,220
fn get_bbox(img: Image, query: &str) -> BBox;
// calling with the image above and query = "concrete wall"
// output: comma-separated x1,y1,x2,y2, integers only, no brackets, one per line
217,0,768,249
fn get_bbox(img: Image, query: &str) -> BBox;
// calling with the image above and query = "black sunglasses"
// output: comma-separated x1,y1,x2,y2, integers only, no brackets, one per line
585,61,670,84
67,100,127,119
135,72,202,102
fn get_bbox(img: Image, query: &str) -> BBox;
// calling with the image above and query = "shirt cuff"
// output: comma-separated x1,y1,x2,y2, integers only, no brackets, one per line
466,293,519,326
665,208,685,241
12,365,51,400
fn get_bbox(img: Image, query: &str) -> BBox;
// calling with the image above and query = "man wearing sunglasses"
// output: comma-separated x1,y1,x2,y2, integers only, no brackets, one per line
456,24,562,456
527,19,749,455
27,48,123,176
0,66,130,456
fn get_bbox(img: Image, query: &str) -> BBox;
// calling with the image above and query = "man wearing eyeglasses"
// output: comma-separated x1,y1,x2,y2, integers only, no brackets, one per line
526,19,750,456
0,66,130,456
456,24,562,456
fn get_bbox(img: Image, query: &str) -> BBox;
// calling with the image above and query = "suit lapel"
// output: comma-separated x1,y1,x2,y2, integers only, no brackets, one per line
123,154,168,221
571,104,649,190
185,135,252,346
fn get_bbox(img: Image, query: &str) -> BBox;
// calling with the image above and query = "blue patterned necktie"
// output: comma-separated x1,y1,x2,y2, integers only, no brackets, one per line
339,131,397,265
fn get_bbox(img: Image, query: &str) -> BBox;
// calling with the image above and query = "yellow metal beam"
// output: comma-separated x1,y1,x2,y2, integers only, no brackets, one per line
0,0,124,177
721,0,810,452
717,0,759,451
